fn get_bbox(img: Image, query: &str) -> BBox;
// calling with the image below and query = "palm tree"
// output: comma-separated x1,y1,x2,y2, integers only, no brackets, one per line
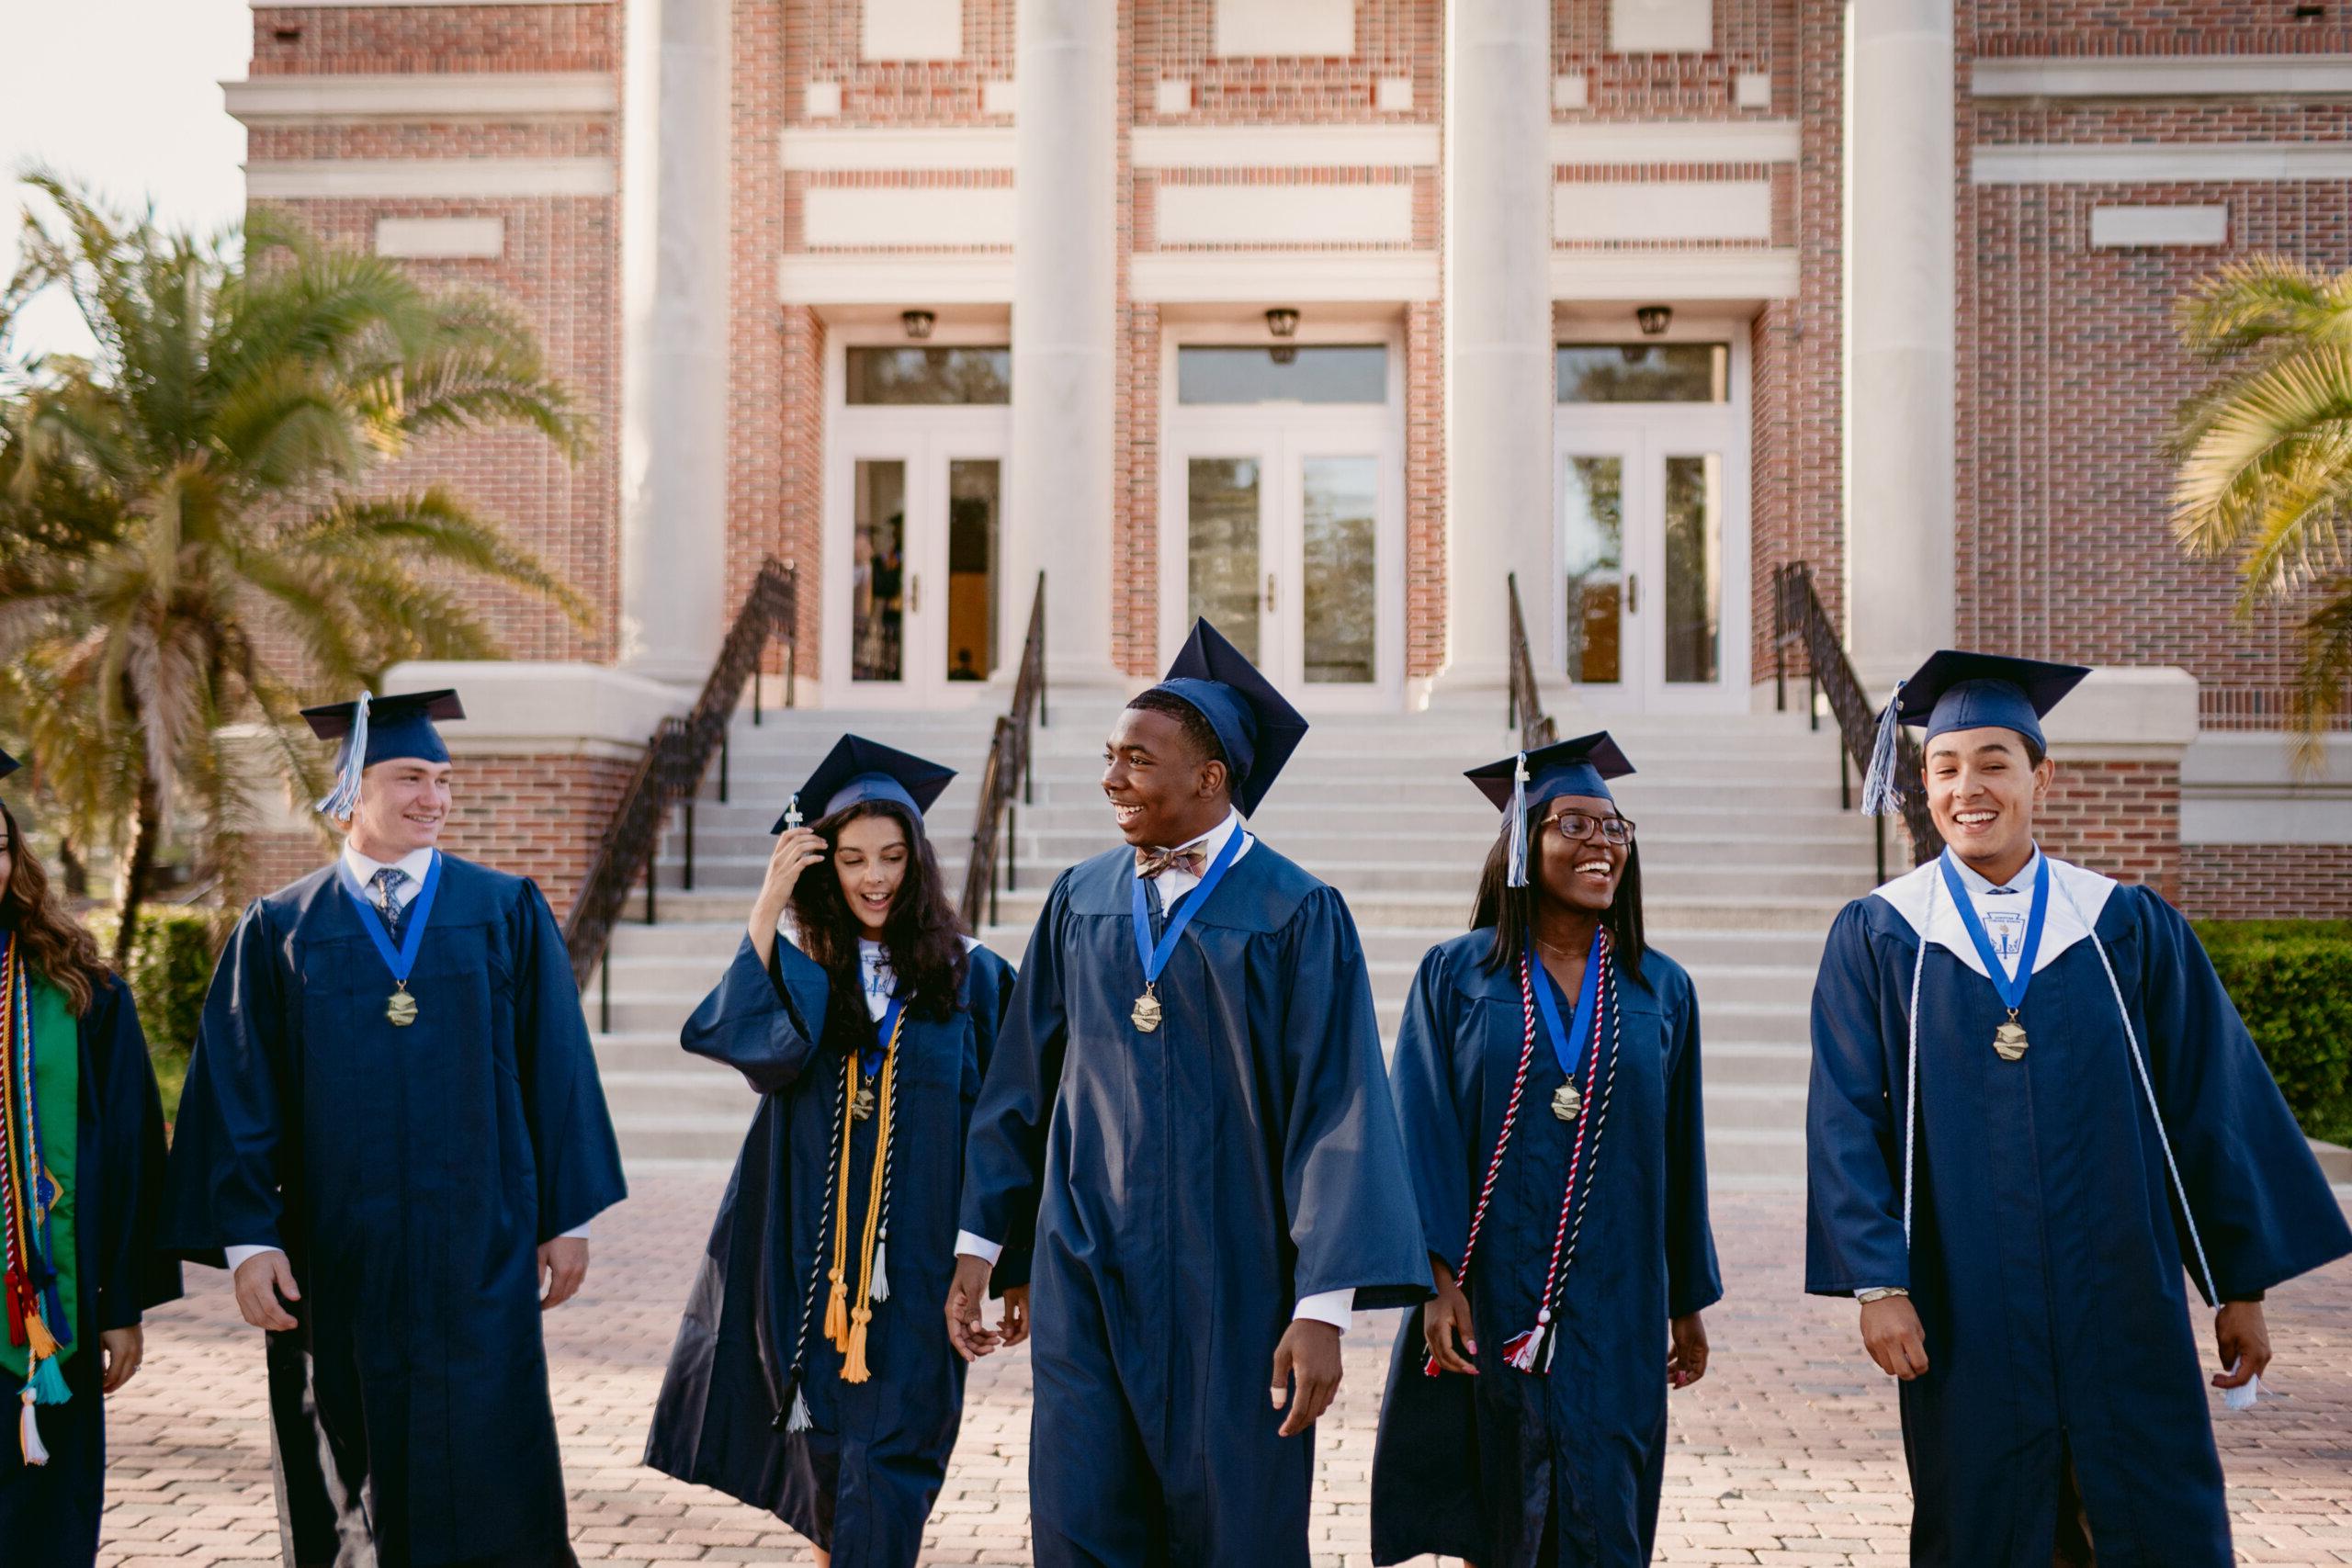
2172,256,2352,768
0,173,594,965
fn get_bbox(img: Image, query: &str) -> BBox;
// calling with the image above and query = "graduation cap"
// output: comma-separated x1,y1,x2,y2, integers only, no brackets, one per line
1148,619,1309,818
1860,649,2090,816
775,734,956,832
0,746,17,785
302,690,466,818
1466,731,1637,888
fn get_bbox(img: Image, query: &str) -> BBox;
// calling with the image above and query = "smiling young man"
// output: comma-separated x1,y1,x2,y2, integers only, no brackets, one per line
1805,651,2351,1568
164,690,627,1568
945,620,1430,1567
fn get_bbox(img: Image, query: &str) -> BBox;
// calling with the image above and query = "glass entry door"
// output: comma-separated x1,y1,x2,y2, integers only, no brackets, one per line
835,426,1005,705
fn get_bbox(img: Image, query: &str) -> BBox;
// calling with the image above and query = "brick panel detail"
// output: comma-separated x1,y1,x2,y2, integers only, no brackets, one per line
2181,845,2352,921
2036,758,2180,901
249,5,616,74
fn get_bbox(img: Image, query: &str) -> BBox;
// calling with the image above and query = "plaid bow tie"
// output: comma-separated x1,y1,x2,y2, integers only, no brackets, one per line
1134,844,1208,881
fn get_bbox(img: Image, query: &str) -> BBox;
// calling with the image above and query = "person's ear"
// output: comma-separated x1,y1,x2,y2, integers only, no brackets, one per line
2032,753,2056,802
1198,756,1227,802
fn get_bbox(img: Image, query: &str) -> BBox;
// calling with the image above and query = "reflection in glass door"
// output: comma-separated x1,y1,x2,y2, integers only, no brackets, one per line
1187,457,1264,663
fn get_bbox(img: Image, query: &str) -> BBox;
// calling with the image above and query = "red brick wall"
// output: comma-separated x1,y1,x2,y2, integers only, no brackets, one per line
2037,758,2180,901
2183,846,2352,921
249,4,616,74
1406,298,1446,679
1135,0,1439,125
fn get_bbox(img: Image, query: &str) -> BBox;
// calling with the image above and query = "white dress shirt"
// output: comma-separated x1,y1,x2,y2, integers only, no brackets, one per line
954,812,1352,1333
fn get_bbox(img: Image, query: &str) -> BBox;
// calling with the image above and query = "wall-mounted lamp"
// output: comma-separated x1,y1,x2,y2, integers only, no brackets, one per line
1634,304,1672,336
900,309,936,341
1265,307,1301,338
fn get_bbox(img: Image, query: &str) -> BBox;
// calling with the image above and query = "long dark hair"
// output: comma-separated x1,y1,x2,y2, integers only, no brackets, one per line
786,800,969,1034
0,799,110,1017
1468,803,1647,987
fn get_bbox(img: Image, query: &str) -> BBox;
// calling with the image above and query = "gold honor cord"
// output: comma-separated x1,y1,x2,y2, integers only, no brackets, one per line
824,1008,907,1385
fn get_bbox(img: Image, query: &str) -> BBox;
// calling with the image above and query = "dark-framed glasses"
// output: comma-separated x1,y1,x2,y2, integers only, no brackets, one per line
1548,810,1635,847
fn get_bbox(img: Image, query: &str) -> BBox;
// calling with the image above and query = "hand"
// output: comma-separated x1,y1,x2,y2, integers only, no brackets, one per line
1422,1260,1477,1375
99,1326,143,1394
234,1250,300,1332
1860,1295,1928,1381
2213,1300,2271,1389
944,1255,1001,1361
538,1236,590,1310
1668,1311,1709,1389
750,829,829,947
1001,1284,1032,1349
1271,1319,1343,1438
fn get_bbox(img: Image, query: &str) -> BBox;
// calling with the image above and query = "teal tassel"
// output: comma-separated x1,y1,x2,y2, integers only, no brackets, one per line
1860,683,1906,818
28,1358,67,1406
315,691,372,817
1506,752,1532,888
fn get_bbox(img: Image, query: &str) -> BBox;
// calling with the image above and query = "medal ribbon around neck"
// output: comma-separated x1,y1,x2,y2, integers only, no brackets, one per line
1529,933,1603,1090
1127,822,1247,1019
350,852,443,1005
1937,850,2050,1013
865,996,905,1081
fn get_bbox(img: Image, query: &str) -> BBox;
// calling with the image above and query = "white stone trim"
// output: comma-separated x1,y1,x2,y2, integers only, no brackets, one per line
981,79,1018,116
1155,183,1415,246
1155,78,1195,115
778,252,1016,304
1129,249,1438,302
862,0,961,62
1214,0,1353,58
222,73,615,126
1130,123,1441,169
245,158,616,199
1548,118,1798,164
1553,74,1589,111
2090,204,2229,247
1973,141,2352,185
251,0,605,6
380,660,684,750
1611,0,1713,53
1547,246,1798,300
2038,666,2200,761
375,216,506,259
2180,732,2352,845
1973,53,2352,99
1555,179,1773,243
780,126,1016,171
803,186,1014,248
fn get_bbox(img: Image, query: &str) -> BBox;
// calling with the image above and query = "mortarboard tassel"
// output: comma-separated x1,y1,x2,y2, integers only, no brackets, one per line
823,1268,849,1351
1860,682,1905,818
843,1305,873,1384
315,692,372,818
867,1233,888,1304
17,1389,47,1466
1505,752,1532,888
1500,1311,1551,1374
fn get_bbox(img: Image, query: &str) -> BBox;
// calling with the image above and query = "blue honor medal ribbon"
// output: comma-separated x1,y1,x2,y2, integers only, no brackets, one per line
1128,826,1247,1032
350,852,442,1027
1530,934,1604,1120
1938,850,2050,1062
854,996,904,1121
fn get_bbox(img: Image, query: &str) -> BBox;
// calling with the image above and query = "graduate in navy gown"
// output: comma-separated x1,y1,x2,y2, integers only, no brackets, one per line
644,736,1018,1566
1371,733,1719,1568
946,620,1431,1567
164,691,628,1568
1806,651,2352,1568
0,750,179,1567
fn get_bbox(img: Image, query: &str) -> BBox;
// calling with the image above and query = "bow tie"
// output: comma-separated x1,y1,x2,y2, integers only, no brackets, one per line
1135,844,1209,881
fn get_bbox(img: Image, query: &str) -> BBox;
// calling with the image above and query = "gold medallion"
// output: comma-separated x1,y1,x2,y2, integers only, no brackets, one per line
1132,990,1163,1033
852,1083,876,1122
1993,1019,2029,1063
1551,1081,1581,1122
386,988,418,1028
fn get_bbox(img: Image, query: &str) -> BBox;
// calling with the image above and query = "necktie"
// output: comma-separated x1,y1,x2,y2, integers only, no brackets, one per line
1134,844,1208,881
371,865,409,942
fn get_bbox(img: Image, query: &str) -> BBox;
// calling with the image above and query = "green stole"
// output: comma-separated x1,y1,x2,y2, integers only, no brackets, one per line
1,945,79,1383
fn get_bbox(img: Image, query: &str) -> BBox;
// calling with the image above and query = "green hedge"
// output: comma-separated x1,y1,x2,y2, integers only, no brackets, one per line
2197,919,2352,1147
88,907,222,1126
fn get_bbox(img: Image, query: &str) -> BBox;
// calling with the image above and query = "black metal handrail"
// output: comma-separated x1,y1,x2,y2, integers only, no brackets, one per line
1771,560,1941,878
565,558,799,994
958,572,1047,931
1506,571,1559,750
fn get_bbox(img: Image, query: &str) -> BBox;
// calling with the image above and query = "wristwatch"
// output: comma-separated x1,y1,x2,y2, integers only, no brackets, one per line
1855,1287,1911,1304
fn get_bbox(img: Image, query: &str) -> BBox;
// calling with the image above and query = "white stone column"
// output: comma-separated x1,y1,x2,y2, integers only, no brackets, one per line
1437,0,1555,697
1844,0,1956,691
1004,0,1116,687
616,0,730,683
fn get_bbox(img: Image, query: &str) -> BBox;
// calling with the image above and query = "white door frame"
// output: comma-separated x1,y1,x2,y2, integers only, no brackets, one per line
1550,315,1753,712
822,322,1013,708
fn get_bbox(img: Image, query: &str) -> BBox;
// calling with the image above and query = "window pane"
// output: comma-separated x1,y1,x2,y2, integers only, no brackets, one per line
1187,457,1261,662
852,460,908,682
845,346,1011,404
1302,457,1377,684
1662,454,1723,684
1562,457,1624,685
1176,345,1387,405
1555,343,1728,403
946,459,999,682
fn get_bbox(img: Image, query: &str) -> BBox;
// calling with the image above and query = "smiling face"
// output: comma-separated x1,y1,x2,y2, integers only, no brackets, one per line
1924,725,2052,875
1533,793,1628,916
1102,705,1228,849
347,758,455,859
832,809,910,938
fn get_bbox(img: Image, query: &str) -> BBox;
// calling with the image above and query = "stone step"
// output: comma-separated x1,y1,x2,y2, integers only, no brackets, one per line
1704,1042,1814,1087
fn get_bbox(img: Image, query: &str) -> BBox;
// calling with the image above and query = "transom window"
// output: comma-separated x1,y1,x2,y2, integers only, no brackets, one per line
1555,343,1729,404
1176,344,1388,406
845,346,1011,405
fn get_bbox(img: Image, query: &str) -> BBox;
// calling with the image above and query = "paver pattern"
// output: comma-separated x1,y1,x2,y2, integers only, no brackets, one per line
99,1173,2352,1566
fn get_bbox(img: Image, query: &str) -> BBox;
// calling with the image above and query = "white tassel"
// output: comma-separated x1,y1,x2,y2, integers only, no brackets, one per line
867,1235,889,1303
19,1390,48,1467
1506,752,1532,887
1860,682,1905,818
785,1385,812,1433
315,691,372,818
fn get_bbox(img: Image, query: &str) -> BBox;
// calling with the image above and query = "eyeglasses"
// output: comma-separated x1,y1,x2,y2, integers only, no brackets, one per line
1547,810,1635,847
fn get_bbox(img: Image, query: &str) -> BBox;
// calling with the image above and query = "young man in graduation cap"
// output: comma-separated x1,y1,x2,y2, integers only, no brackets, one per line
1805,651,2352,1567
944,620,1431,1567
164,690,628,1568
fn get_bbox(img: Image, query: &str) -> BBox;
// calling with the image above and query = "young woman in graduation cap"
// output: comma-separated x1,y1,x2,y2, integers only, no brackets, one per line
1370,732,1721,1568
0,749,179,1567
644,735,1019,1568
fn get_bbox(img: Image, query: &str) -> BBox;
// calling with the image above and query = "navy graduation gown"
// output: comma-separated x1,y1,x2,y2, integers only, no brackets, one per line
1805,855,2352,1568
959,841,1431,1568
1370,932,1720,1568
0,973,181,1568
643,933,1016,1566
163,857,628,1568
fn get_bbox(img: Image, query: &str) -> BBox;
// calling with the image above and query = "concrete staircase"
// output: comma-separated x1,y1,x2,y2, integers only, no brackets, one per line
585,697,1882,1188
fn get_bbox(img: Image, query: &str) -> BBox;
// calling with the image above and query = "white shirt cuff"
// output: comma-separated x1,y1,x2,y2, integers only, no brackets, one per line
224,1244,283,1276
955,1230,1004,1266
1294,1289,1352,1335
559,1223,591,1240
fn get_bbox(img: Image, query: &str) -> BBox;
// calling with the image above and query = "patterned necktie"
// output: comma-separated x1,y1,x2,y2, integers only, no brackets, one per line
1134,844,1208,881
371,865,409,942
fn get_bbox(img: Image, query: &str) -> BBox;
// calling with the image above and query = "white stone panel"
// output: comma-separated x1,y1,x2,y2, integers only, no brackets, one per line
246,158,614,198
1130,123,1439,168
1553,73,1589,109
1155,77,1194,115
982,79,1018,115
862,0,960,61
1214,0,1354,58
1552,119,1798,164
2089,205,2229,247
1155,182,1415,246
1376,76,1414,111
374,216,505,259
805,80,842,118
1735,71,1772,108
802,186,1016,248
1611,0,1712,52
1553,180,1772,243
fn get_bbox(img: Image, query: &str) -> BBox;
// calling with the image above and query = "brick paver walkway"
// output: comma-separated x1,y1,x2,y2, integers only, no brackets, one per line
98,1174,2352,1566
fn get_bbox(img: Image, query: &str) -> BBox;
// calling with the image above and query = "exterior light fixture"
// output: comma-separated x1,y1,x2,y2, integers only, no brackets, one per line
1265,307,1301,338
900,309,936,340
1635,304,1672,336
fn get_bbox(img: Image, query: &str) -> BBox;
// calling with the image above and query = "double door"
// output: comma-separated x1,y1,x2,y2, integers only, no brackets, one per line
833,420,1007,705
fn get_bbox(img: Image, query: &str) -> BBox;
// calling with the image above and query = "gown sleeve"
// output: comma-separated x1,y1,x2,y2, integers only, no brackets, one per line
2126,888,2352,1303
958,871,1072,1258
1277,886,1432,1311
680,932,831,1095
1661,966,1724,1319
962,945,1031,1293
83,975,182,1326
1386,943,1475,1275
511,877,628,1240
1804,900,1910,1297
161,898,290,1262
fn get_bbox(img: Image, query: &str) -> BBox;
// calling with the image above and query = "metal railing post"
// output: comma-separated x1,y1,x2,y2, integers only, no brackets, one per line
683,798,696,892
1875,815,1888,886
599,958,610,1033
1839,745,1851,812
718,731,731,804
1772,564,1787,713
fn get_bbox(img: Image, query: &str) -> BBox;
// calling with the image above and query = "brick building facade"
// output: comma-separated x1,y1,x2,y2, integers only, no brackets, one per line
224,0,2352,917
